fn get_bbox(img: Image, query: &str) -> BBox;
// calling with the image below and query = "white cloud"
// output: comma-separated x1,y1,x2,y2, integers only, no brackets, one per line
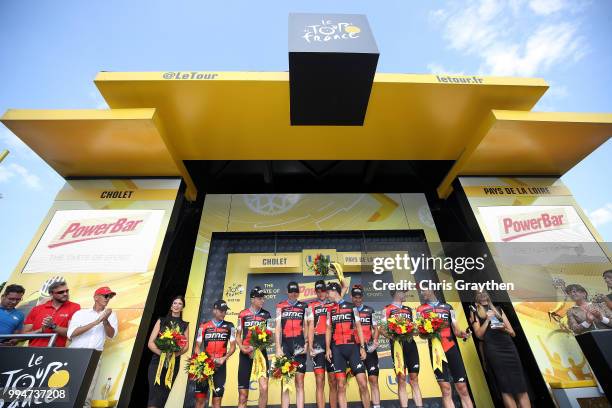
481,23,582,76
0,163,42,190
529,0,568,15
433,0,503,54
427,63,465,75
588,203,612,227
431,0,587,77
0,166,15,183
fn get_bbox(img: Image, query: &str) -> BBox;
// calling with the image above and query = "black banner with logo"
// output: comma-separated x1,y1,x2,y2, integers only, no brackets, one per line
0,347,100,407
289,13,379,125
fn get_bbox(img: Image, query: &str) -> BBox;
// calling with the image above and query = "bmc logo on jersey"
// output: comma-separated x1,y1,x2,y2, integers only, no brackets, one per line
332,313,352,322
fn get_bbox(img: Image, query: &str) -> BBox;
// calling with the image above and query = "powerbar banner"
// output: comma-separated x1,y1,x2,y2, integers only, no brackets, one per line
174,193,494,407
3,178,180,406
460,177,612,390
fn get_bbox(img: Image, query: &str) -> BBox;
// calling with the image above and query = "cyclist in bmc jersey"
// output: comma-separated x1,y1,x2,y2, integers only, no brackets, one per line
325,282,370,408
194,300,236,408
236,287,272,408
307,279,347,408
275,281,308,408
351,285,382,408
417,289,473,408
381,289,423,408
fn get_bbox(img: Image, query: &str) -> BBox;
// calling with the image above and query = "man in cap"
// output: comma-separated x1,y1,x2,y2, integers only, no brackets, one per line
325,282,370,408
236,286,272,408
275,281,309,408
67,286,118,407
194,300,236,408
351,284,381,408
308,278,348,408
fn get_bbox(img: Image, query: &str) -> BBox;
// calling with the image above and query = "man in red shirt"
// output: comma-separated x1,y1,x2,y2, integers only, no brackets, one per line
23,281,80,347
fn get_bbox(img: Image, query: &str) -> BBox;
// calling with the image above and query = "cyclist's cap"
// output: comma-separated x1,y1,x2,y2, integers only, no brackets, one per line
351,285,364,297
213,300,230,311
327,282,342,294
250,287,265,298
287,281,300,293
315,280,327,291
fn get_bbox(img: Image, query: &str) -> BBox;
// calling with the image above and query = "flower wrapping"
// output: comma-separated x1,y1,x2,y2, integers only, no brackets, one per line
154,324,187,388
270,355,301,394
246,322,273,382
414,311,448,372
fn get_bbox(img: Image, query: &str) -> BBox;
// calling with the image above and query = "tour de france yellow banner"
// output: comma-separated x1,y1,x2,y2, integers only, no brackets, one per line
4,178,180,404
460,177,612,389
172,193,493,407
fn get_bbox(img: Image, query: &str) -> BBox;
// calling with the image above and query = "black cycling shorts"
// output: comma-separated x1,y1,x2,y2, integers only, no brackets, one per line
331,344,365,377
281,337,307,374
364,351,379,377
391,339,420,375
429,343,467,383
312,334,335,374
238,349,269,389
195,362,227,398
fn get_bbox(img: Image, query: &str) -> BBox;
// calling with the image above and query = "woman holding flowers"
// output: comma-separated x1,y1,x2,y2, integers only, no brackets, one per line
147,295,190,408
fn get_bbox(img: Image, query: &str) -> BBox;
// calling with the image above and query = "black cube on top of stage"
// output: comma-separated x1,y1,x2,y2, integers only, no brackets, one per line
289,13,379,126
575,329,612,403
0,347,100,408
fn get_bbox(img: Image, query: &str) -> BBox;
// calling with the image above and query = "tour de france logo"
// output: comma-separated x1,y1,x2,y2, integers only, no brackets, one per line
302,19,361,43
1,352,71,405
242,194,301,216
225,283,244,300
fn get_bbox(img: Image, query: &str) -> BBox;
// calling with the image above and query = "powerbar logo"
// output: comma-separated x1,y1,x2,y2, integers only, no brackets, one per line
499,209,567,242
48,216,148,248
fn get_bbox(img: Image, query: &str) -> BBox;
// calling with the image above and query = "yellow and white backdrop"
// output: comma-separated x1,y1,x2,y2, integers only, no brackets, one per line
171,193,493,407
460,177,611,392
4,178,180,402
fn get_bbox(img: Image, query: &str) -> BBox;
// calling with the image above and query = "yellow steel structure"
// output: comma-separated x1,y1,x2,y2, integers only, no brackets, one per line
2,71,611,200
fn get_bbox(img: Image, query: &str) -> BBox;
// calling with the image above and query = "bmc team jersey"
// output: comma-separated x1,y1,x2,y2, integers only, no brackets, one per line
382,303,414,324
276,300,308,339
416,302,455,352
237,307,272,345
196,320,236,359
327,301,360,345
308,299,332,336
354,305,376,344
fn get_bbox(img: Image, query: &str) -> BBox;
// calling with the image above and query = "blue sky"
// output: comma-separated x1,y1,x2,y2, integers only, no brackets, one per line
1,0,611,283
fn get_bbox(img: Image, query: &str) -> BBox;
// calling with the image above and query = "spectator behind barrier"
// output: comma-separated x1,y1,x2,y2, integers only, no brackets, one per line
68,286,118,407
23,280,80,347
0,284,26,345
